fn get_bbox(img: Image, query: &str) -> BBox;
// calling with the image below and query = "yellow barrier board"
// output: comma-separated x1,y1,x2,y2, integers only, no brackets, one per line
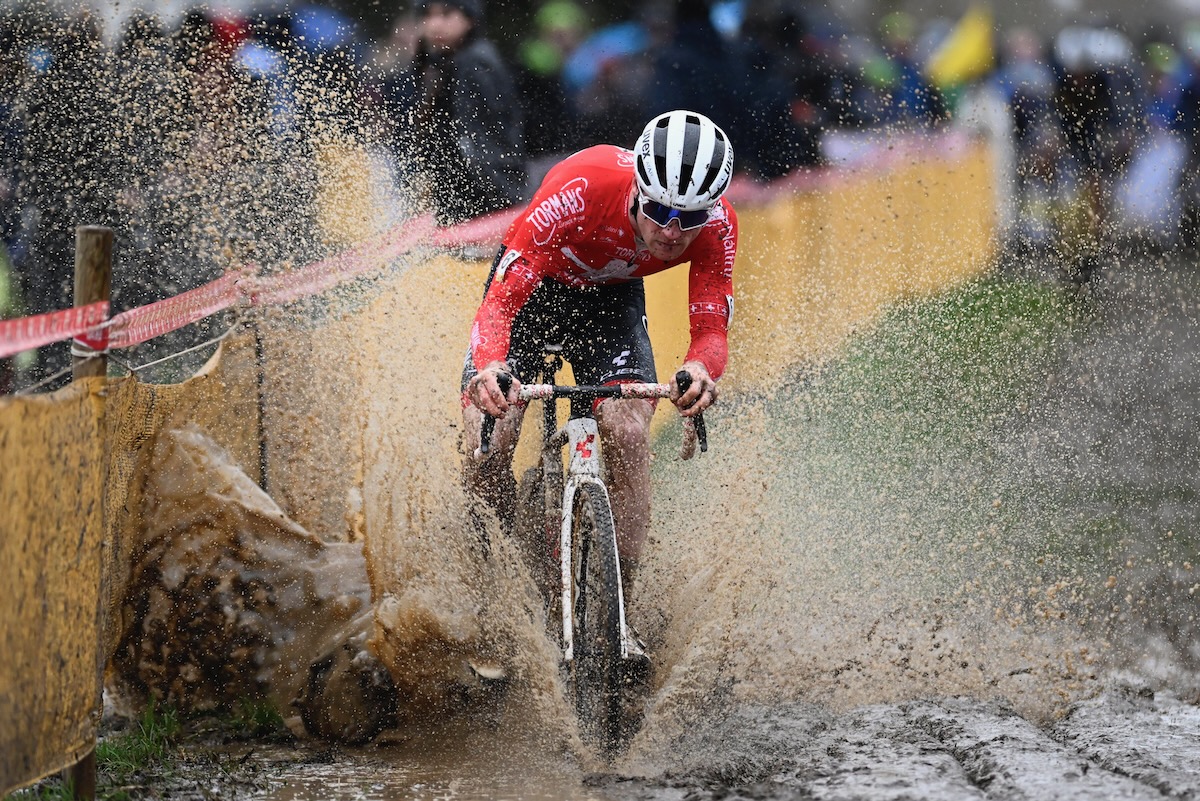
0,336,259,796
0,379,106,794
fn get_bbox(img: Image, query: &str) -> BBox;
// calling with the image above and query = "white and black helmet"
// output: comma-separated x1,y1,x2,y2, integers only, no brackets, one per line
635,110,734,211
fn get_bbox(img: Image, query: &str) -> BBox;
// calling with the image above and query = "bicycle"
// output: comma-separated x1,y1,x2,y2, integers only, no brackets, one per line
477,344,707,757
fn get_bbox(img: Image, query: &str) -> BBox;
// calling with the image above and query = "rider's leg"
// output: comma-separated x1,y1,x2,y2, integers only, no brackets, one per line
595,397,654,591
462,403,525,530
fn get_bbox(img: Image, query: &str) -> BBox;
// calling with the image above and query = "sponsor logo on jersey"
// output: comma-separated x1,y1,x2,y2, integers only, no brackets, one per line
721,224,736,278
529,177,588,246
617,149,636,167
612,350,630,366
470,321,486,350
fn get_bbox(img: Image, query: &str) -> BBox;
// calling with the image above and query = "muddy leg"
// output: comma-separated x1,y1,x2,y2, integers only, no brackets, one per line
462,404,524,554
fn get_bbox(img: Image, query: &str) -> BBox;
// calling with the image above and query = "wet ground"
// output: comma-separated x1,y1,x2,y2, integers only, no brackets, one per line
94,251,1200,801
159,681,1199,801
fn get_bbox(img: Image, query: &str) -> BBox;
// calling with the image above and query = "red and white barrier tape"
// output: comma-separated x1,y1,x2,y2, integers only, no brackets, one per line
249,213,439,307
105,271,246,350
0,301,110,359
0,210,478,360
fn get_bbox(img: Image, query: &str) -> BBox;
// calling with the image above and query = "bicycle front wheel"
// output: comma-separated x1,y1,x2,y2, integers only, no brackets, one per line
567,481,622,756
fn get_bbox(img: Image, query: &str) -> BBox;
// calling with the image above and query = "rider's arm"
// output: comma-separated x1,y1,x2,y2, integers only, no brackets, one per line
678,203,737,413
470,252,542,373
466,243,550,416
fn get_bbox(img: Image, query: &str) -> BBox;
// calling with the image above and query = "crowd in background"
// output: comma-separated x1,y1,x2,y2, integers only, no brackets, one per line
4,0,1200,390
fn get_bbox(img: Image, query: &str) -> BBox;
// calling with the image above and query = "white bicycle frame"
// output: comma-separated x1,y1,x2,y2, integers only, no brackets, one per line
556,416,638,663
479,376,704,667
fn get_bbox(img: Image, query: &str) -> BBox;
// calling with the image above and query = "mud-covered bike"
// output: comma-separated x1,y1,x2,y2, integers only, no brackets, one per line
478,345,707,756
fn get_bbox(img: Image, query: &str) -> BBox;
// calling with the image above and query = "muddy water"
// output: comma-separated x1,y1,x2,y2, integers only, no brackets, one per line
235,258,1200,801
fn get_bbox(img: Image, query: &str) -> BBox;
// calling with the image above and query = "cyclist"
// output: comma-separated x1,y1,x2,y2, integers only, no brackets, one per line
461,109,737,611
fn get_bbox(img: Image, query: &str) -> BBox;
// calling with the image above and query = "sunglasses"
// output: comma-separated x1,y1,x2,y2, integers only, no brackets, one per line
639,196,712,231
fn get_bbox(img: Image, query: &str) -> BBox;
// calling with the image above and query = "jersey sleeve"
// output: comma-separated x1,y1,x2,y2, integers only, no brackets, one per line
470,249,543,369
684,202,738,380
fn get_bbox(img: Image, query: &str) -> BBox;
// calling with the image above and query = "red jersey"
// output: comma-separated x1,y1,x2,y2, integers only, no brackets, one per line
469,145,738,379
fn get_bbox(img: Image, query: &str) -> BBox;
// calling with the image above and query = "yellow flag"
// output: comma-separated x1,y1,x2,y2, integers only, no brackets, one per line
927,5,996,87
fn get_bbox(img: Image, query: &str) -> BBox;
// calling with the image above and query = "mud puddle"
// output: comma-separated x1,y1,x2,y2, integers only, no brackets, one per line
600,685,1200,801
202,683,1198,801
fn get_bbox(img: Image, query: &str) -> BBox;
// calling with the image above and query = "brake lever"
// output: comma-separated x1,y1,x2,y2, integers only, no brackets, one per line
674,370,708,455
478,372,513,457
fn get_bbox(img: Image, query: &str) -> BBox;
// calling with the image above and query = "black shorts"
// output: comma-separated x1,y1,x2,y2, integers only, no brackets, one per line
462,258,656,394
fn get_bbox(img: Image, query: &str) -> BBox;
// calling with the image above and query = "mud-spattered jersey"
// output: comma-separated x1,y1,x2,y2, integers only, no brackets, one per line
470,144,738,379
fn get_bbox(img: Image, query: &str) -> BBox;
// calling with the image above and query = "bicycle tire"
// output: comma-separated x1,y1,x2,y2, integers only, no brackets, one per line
567,481,623,756
513,465,554,607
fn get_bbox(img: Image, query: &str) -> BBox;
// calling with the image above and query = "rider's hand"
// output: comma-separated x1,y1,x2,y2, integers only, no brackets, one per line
672,361,718,417
467,361,520,418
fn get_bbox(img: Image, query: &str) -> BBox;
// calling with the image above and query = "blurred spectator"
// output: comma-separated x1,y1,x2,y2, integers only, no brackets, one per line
737,1,846,177
1172,21,1200,242
644,0,739,126
110,11,175,311
1110,40,1189,246
516,0,587,160
290,4,364,132
14,10,118,381
986,27,1063,249
567,8,660,146
234,10,302,143
383,0,526,224
874,11,948,127
1050,22,1141,281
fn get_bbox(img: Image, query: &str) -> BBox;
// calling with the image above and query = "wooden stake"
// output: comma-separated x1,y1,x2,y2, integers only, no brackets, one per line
72,226,112,381
63,225,112,800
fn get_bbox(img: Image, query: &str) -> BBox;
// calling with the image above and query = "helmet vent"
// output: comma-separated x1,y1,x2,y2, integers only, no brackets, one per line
696,131,728,197
636,158,653,188
678,114,702,195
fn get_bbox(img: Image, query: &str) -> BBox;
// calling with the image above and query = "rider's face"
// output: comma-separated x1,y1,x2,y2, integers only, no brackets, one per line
634,203,706,261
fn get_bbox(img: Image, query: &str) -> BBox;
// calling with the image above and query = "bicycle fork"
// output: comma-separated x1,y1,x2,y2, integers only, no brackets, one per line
557,417,640,663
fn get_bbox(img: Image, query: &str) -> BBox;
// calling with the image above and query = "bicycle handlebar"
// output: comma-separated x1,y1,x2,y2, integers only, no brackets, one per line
476,370,708,457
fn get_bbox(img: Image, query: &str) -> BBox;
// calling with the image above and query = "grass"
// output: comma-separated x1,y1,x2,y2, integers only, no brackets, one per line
96,702,181,788
648,273,1100,604
4,698,287,801
809,276,1079,465
4,702,177,801
225,699,288,741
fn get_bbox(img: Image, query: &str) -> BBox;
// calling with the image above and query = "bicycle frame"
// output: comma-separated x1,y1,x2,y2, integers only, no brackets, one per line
478,350,706,667
556,416,631,661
